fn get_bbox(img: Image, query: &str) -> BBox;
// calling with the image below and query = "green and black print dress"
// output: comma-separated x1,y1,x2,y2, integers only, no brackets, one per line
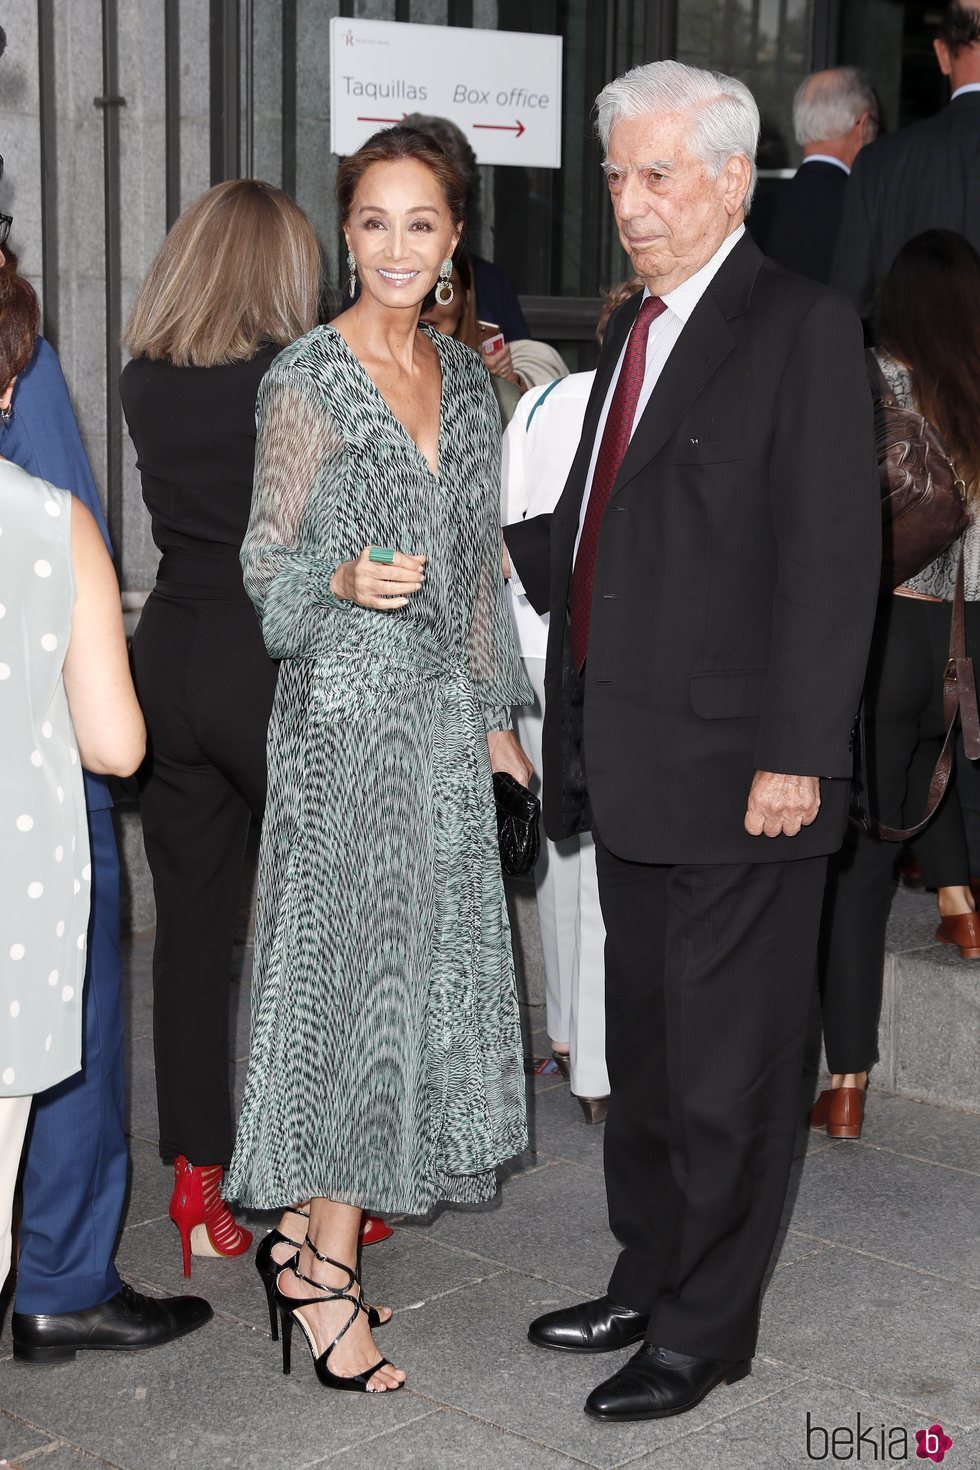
224,324,532,1215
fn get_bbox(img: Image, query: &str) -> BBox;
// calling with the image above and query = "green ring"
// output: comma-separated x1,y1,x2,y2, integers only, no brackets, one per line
369,546,395,564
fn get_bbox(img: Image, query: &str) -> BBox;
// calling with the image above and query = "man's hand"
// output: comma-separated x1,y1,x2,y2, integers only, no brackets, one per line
744,771,820,838
487,728,533,786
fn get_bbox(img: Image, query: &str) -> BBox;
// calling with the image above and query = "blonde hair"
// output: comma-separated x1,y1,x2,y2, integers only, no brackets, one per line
124,180,321,367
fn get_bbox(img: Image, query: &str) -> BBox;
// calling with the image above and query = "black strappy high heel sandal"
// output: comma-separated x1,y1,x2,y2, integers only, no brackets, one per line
275,1236,400,1394
255,1205,309,1340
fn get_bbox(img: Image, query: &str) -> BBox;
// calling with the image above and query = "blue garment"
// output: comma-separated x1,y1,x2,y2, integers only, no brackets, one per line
470,255,529,343
2,336,127,1313
16,810,126,1312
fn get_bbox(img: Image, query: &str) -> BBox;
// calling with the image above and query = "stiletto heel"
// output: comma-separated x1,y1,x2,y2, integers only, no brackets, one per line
279,1300,294,1374
272,1236,401,1394
176,1219,192,1279
255,1205,309,1341
169,1156,252,1277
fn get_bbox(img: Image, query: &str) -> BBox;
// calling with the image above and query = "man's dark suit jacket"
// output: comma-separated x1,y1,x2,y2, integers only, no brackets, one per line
504,234,881,867
749,159,849,283
832,90,980,318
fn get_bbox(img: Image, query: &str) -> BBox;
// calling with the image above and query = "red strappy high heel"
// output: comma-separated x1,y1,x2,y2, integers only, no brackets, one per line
359,1214,393,1246
170,1156,253,1277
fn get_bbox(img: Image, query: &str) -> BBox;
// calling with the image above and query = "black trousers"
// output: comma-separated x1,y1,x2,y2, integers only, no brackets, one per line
131,588,278,1165
819,596,976,1074
595,837,828,1361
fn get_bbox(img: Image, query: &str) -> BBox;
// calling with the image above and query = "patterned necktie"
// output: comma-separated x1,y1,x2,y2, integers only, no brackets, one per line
570,294,667,672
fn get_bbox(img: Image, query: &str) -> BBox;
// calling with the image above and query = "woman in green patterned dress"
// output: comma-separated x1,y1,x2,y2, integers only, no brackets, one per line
224,128,533,1394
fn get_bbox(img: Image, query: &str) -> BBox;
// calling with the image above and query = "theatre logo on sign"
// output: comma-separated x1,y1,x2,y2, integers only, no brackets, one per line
805,1412,954,1461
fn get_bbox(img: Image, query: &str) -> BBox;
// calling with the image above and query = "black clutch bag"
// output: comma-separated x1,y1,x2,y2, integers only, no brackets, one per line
492,772,541,877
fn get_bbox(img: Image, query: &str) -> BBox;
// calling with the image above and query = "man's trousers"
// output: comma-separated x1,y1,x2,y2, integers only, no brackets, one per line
596,839,827,1361
16,808,126,1313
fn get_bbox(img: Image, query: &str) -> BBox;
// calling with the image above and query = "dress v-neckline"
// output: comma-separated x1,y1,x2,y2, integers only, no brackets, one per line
328,322,445,481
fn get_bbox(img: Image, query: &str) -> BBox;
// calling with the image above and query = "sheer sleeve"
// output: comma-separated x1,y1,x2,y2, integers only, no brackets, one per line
241,362,352,660
465,377,534,731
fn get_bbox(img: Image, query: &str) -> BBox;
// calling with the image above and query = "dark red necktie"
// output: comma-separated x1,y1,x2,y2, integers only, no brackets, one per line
570,294,666,671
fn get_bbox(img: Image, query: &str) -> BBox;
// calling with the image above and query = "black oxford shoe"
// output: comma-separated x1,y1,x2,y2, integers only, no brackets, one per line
528,1294,649,1354
585,1343,751,1421
12,1281,213,1364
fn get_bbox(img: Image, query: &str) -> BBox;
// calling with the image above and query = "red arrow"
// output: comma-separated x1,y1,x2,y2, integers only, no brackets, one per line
356,115,404,124
473,119,525,138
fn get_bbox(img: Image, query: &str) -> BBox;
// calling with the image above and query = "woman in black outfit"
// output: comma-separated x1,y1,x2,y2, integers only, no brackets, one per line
121,180,322,1273
814,230,980,1140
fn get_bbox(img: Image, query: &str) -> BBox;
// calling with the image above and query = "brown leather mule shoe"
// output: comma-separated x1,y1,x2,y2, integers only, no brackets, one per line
809,1090,833,1129
935,911,980,959
826,1086,866,1139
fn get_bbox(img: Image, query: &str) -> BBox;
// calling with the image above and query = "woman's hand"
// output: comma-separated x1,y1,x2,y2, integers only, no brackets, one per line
487,728,533,786
483,343,525,391
332,546,426,611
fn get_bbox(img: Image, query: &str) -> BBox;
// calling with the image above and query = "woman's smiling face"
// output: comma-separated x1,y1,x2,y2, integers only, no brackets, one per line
345,158,460,312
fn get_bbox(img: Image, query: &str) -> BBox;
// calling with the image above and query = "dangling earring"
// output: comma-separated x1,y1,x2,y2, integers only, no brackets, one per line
346,249,357,298
434,258,454,306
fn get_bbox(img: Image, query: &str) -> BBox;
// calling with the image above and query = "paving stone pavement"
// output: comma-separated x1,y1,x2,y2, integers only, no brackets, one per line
1,905,978,1470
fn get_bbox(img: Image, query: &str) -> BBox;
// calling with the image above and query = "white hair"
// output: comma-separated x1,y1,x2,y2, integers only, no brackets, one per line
595,60,761,209
793,67,876,145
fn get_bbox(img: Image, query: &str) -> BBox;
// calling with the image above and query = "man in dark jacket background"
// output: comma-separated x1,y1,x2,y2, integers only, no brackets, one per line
832,0,980,319
750,66,878,283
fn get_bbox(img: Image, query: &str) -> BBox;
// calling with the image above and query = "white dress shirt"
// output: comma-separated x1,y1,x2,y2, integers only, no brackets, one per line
574,224,746,562
952,83,980,99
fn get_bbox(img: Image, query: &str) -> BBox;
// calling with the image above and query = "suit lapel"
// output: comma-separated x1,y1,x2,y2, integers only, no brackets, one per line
614,234,763,493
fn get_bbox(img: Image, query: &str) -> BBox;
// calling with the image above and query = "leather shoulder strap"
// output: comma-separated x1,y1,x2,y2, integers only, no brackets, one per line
871,554,980,841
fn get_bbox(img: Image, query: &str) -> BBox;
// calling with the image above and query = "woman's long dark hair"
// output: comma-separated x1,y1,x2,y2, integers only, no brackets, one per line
875,229,980,500
0,255,40,389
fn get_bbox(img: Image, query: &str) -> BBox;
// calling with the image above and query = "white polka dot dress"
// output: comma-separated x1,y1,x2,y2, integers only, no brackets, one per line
0,461,91,1096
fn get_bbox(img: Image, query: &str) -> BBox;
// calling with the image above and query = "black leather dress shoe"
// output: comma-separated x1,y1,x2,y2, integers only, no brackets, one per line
585,1343,751,1421
528,1294,649,1354
12,1281,213,1364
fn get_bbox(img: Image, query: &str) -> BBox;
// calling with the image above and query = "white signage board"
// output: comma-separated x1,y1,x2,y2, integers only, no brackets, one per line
329,17,562,169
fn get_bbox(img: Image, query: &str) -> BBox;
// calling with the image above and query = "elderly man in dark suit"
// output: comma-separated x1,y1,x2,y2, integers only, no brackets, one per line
504,59,880,1424
832,0,980,318
750,67,878,283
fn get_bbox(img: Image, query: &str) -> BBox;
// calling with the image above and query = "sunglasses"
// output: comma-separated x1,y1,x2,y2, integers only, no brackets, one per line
0,213,11,250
